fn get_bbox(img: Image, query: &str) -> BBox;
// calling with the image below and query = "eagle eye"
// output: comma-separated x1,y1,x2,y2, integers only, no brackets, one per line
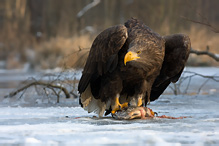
136,50,141,54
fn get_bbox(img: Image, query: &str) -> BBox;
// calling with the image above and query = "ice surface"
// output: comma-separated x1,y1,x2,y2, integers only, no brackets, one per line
0,67,219,145
0,95,219,145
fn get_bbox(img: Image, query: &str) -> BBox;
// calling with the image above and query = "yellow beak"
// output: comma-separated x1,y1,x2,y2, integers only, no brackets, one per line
124,51,140,65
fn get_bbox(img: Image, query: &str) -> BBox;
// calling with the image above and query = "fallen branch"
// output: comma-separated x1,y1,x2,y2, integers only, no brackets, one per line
190,47,219,62
183,71,219,82
5,81,70,100
169,70,219,95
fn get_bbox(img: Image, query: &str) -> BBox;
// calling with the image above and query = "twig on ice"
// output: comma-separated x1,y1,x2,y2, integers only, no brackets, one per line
197,78,211,94
170,70,219,95
184,71,219,82
5,81,70,99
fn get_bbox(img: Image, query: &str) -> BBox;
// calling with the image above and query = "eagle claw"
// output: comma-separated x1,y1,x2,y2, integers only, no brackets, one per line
111,102,128,114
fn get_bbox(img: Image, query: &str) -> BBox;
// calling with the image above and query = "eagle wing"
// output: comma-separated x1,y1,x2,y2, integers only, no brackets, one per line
150,34,191,101
78,25,128,94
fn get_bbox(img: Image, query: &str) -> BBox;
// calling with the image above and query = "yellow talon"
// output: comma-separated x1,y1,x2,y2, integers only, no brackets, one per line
111,97,128,114
111,110,115,114
120,102,128,108
111,106,120,114
137,97,143,106
148,108,155,116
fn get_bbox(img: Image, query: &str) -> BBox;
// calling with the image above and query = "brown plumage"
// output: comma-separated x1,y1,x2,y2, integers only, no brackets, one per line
78,18,191,117
150,34,191,101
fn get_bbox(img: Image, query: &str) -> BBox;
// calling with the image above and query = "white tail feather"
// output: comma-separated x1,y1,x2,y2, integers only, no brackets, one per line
80,84,106,117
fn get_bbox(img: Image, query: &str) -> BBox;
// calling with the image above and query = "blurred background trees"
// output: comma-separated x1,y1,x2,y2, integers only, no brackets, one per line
0,0,218,70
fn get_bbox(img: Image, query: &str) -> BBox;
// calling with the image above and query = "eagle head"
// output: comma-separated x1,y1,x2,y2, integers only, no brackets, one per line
124,51,141,65
124,43,145,66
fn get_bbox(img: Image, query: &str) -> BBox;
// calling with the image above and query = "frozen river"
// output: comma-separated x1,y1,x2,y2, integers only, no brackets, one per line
0,67,219,145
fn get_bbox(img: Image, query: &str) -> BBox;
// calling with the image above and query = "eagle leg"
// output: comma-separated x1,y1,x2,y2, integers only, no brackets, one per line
111,96,128,114
147,91,151,105
129,94,144,107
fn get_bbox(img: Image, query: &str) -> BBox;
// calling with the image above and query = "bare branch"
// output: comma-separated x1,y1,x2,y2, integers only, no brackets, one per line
190,47,219,62
197,78,211,94
181,16,219,33
5,81,70,99
18,88,28,99
183,76,192,95
77,0,101,18
180,2,219,33
183,71,219,82
169,70,219,95
48,87,60,103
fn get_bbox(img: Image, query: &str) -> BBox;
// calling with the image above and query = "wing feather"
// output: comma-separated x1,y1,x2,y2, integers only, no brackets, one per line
78,25,128,93
150,34,191,101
